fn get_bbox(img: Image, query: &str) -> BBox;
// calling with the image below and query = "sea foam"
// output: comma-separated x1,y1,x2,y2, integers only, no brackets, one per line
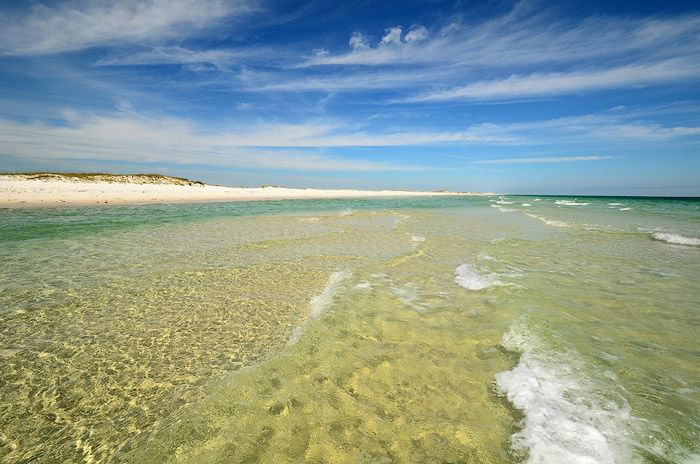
288,270,351,346
491,204,516,213
309,270,352,317
651,232,700,246
525,213,570,229
555,200,591,206
454,263,501,290
495,324,632,464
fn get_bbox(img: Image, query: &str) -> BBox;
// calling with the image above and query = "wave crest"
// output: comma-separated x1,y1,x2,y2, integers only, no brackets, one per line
495,324,632,464
652,232,700,246
525,213,570,229
555,200,590,206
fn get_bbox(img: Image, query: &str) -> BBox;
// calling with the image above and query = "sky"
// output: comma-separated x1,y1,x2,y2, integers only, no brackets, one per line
0,0,699,195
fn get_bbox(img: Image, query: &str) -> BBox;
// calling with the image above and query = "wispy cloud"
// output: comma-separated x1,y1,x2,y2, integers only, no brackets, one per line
302,12,700,69
403,59,700,102
94,46,250,68
500,113,700,142
0,114,430,171
251,69,442,92
475,156,615,164
264,9,700,100
0,0,254,56
2,105,697,169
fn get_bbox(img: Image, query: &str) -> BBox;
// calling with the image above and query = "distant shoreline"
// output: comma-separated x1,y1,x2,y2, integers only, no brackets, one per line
0,173,489,206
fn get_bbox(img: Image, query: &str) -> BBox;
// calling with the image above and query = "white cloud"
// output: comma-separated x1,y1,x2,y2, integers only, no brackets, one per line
405,59,700,102
290,10,700,101
199,121,514,146
508,113,700,142
0,0,254,56
252,68,449,92
261,10,700,100
0,114,432,171
349,32,369,51
304,13,700,68
95,45,261,68
475,156,615,164
380,27,403,46
1,108,697,174
404,26,428,43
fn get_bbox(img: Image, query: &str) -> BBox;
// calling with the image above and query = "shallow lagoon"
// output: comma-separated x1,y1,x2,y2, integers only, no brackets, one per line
1,196,698,463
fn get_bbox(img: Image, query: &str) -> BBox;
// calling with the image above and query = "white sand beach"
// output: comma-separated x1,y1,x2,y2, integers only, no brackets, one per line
0,174,481,206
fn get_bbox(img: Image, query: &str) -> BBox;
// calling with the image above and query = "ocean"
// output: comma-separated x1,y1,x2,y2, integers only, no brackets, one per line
0,195,698,463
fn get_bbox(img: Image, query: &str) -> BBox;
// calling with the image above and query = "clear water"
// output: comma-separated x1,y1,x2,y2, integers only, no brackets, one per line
1,196,698,463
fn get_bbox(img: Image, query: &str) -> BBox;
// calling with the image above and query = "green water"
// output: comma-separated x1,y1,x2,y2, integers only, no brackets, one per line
0,196,698,463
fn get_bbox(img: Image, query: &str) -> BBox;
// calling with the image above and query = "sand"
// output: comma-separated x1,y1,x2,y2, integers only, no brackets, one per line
0,175,480,206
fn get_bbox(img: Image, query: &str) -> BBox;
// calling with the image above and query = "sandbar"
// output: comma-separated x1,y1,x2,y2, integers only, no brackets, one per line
0,174,484,206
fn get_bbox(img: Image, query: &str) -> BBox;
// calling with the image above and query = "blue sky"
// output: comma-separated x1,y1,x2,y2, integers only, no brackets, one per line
0,0,699,195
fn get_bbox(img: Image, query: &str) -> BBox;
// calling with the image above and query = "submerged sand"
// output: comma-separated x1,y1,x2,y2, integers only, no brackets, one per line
0,174,482,206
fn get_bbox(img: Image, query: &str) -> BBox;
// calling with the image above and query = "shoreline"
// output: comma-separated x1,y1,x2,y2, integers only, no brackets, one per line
0,176,490,207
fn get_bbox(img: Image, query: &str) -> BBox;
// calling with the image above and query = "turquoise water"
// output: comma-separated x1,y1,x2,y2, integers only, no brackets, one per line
1,195,698,463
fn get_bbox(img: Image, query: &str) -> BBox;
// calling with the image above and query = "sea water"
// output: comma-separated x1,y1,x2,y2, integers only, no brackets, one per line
0,196,698,463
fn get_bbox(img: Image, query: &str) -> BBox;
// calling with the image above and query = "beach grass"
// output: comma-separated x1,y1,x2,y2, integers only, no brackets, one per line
0,172,206,185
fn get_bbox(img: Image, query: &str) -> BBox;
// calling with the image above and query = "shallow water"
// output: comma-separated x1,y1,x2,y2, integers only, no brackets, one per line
1,196,698,463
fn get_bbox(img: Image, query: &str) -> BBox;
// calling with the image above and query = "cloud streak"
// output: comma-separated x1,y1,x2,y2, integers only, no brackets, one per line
475,156,615,164
0,0,254,56
95,46,251,68
404,60,700,102
303,12,700,69
262,9,700,101
0,114,431,171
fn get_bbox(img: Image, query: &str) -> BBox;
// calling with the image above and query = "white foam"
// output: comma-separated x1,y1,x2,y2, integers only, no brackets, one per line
495,200,514,205
618,207,632,211
410,235,425,242
309,270,351,317
495,324,632,464
392,283,430,311
555,200,591,206
533,198,542,201
651,232,700,246
525,213,570,229
521,203,532,207
608,203,622,206
454,263,502,290
287,270,351,346
491,204,516,213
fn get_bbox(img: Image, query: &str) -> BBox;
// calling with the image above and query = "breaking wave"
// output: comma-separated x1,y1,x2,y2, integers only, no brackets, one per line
651,232,700,246
495,323,632,464
524,213,570,229
555,200,591,206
